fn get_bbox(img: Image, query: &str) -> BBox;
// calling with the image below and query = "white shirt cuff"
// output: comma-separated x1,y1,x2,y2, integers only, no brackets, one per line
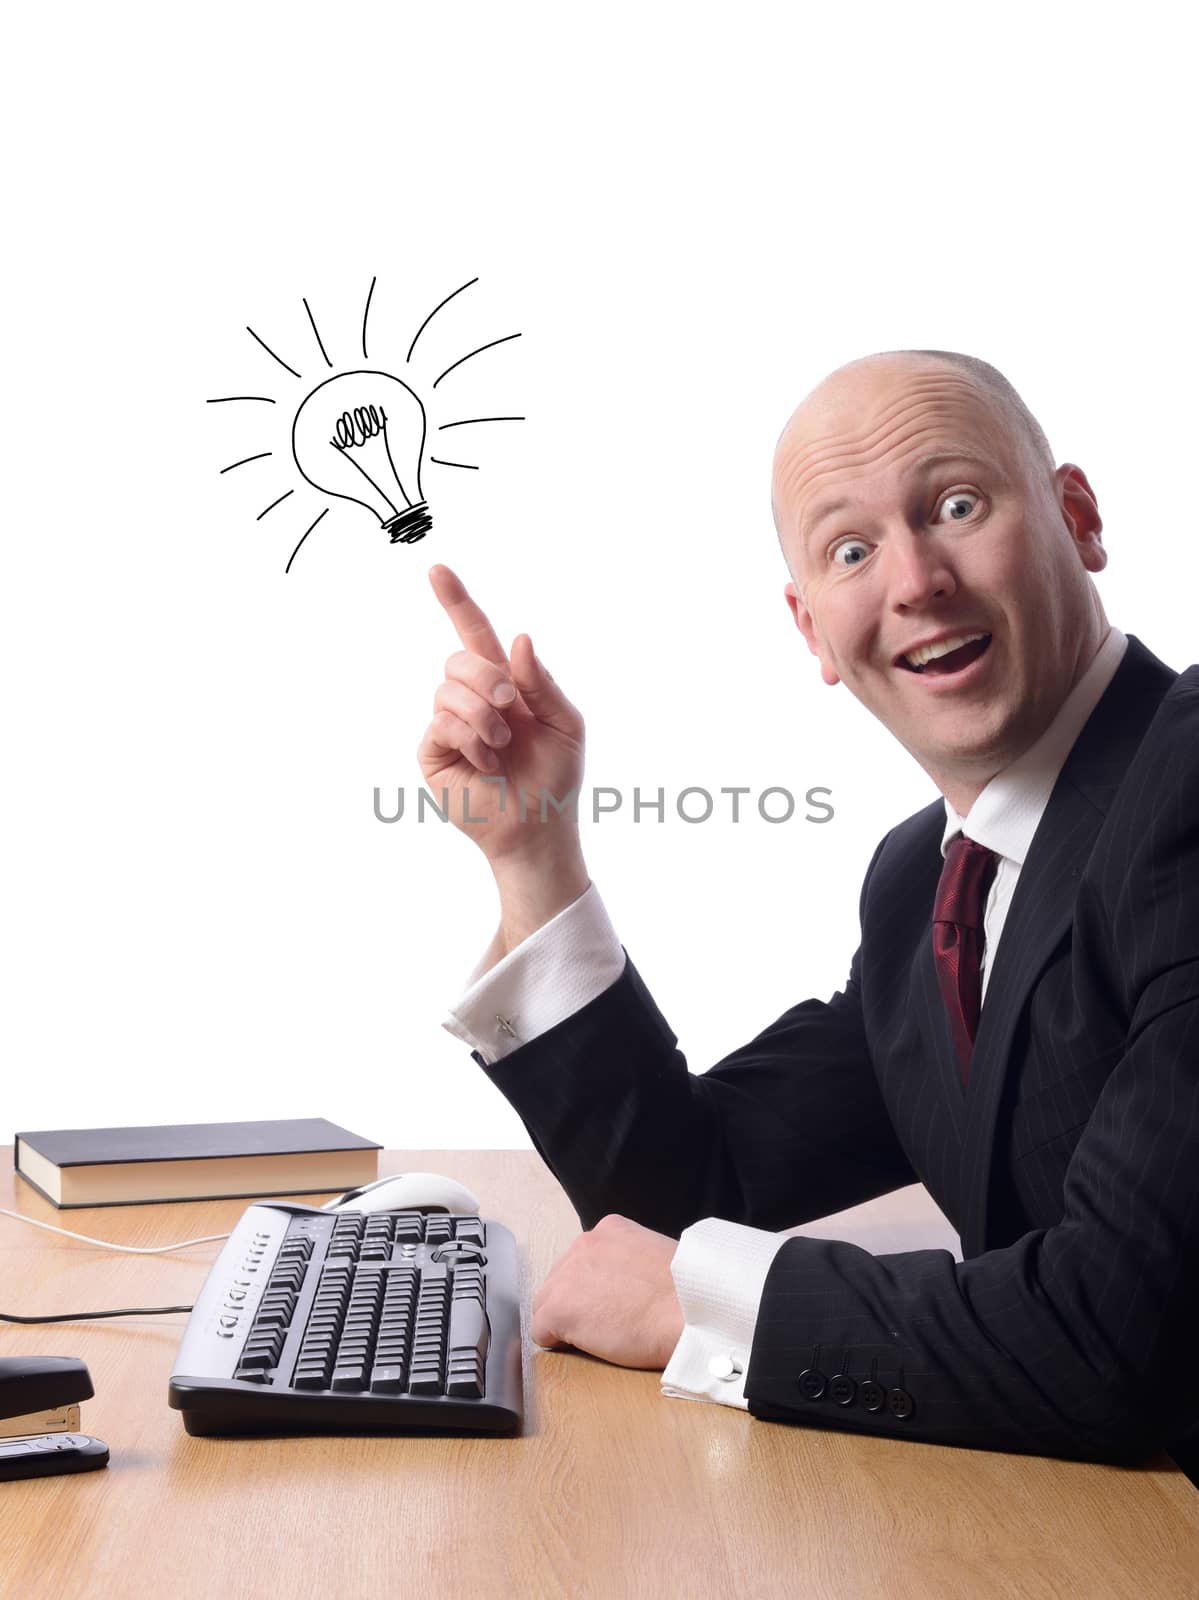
661,1217,789,1410
441,880,626,1064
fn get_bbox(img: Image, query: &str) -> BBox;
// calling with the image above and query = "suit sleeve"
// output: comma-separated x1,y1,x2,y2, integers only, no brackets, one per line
745,686,1199,1464
476,837,918,1237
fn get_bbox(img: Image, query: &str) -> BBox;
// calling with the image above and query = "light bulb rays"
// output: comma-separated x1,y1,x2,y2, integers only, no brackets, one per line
285,508,328,576
245,326,302,381
256,489,294,521
220,451,273,474
361,276,377,361
438,416,526,430
432,332,521,390
429,416,526,474
406,276,479,364
303,299,333,369
211,275,522,571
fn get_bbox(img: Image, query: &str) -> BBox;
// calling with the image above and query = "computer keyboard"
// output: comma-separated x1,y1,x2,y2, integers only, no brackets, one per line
168,1202,522,1434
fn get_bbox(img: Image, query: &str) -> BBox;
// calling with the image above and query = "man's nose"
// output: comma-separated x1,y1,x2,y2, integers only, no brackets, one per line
885,529,957,611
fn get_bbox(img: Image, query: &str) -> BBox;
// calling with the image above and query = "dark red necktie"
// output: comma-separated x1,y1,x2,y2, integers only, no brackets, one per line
932,837,998,1085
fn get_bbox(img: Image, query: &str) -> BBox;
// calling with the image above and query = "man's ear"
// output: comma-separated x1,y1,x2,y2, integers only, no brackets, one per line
1056,463,1107,573
784,581,840,686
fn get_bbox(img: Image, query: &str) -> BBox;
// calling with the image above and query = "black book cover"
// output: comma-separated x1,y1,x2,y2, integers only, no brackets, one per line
15,1118,381,1168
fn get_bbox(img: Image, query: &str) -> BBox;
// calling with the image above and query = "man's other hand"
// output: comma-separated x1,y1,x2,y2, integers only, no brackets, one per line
530,1214,686,1370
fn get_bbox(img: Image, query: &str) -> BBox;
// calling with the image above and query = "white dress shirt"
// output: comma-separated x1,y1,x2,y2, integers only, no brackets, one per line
442,627,1127,1410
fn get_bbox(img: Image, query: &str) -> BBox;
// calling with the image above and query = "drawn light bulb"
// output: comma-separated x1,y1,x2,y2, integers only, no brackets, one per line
291,369,432,544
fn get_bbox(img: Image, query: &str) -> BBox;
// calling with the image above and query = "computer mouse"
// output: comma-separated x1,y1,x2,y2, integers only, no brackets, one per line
321,1172,482,1215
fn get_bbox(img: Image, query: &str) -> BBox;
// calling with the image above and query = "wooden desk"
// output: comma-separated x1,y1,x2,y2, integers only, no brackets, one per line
1,1151,1196,1599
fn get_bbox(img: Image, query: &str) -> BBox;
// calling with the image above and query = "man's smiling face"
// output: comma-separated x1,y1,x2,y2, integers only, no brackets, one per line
772,354,1109,812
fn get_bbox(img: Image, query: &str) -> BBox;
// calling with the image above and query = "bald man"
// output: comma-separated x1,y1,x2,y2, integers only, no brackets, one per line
422,350,1198,1475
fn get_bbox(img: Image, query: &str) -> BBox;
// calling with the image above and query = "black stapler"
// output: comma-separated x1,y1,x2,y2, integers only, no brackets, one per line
0,1358,109,1479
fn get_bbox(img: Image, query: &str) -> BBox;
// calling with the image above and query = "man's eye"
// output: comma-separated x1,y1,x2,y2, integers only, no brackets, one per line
936,491,980,523
831,539,870,568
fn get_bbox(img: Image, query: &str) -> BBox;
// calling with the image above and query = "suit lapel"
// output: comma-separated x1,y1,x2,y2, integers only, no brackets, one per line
956,636,1178,1257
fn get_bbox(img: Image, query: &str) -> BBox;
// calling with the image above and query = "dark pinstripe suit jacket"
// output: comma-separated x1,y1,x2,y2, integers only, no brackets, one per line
476,635,1199,1468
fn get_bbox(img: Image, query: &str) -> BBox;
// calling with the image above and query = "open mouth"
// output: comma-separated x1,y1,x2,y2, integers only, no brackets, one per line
898,632,992,675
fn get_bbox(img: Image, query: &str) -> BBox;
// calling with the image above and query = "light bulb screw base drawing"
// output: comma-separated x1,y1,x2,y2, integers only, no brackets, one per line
384,502,432,544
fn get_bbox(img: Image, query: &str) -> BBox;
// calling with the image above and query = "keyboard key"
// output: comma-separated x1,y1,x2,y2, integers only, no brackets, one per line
331,1367,366,1391
369,1365,406,1393
449,1299,490,1366
408,1368,443,1395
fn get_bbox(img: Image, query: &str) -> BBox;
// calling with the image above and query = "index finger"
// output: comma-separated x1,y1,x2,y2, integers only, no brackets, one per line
428,565,509,667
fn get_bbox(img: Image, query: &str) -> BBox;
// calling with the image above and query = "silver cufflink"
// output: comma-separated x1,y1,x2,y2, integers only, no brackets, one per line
495,1014,518,1039
707,1355,743,1382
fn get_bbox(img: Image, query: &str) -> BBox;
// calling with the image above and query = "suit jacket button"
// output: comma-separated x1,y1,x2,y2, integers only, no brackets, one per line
829,1374,856,1406
797,1368,827,1400
887,1387,915,1419
859,1379,885,1413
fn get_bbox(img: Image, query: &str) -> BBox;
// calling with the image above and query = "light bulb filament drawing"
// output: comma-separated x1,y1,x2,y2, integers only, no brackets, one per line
333,406,386,448
329,404,425,539
208,275,524,572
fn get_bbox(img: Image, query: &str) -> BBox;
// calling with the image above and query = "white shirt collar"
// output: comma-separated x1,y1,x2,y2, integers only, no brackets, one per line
940,627,1128,864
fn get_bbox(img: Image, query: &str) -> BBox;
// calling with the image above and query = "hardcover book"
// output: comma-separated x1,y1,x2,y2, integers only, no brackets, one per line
13,1118,381,1208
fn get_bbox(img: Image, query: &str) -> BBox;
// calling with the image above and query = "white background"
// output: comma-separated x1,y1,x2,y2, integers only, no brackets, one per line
2,3,1194,1149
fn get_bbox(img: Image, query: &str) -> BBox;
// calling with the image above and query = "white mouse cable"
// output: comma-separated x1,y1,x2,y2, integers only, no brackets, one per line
0,1207,234,1323
0,1185,481,1322
0,1207,231,1253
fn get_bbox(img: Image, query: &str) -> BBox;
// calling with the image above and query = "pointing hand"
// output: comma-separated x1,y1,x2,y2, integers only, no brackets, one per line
417,565,586,872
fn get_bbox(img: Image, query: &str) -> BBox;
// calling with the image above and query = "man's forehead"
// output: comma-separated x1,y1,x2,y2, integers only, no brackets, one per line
780,359,1003,463
773,361,1010,524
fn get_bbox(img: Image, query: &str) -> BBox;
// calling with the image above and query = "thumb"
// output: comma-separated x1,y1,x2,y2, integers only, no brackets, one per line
510,634,580,735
